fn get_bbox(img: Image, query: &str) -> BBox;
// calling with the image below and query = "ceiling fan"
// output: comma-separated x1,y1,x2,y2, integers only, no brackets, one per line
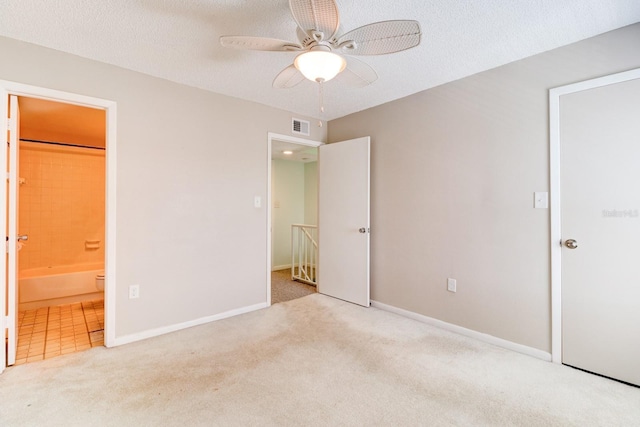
220,0,422,92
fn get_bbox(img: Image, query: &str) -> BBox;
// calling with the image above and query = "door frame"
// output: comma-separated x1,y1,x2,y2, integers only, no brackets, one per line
266,132,322,306
549,67,640,364
0,81,117,373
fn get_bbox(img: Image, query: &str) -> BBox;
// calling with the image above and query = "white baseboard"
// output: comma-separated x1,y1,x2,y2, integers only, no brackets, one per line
370,300,552,362
272,264,291,271
111,302,267,347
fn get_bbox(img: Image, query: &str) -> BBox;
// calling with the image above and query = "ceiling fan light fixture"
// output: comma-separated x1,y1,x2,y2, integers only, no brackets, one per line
294,50,346,83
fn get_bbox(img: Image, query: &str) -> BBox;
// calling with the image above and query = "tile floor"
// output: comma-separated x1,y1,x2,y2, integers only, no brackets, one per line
16,299,104,365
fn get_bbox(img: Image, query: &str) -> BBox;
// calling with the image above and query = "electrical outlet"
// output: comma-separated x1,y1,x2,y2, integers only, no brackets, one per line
129,284,140,299
447,278,457,293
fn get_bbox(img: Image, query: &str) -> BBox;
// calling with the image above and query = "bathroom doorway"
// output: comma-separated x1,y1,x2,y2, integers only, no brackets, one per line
267,133,321,305
1,82,117,372
14,96,106,364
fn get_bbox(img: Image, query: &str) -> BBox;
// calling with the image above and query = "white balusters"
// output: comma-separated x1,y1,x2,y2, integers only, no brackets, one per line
291,224,318,285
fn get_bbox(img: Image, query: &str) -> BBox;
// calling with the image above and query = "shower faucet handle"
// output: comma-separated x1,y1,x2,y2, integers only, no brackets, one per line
17,235,28,241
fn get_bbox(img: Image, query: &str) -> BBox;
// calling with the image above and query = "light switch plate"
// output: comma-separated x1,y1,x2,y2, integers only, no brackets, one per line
447,278,456,293
254,196,262,208
534,192,548,209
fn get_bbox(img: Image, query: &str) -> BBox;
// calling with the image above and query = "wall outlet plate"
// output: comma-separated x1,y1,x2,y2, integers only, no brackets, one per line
129,284,140,299
447,278,457,293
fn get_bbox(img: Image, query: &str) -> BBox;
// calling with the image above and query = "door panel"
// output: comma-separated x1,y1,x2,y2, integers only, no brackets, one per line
6,95,20,366
1,93,6,372
318,137,370,307
561,78,640,386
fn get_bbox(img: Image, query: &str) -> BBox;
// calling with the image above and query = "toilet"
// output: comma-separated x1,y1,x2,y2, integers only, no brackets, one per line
95,272,105,291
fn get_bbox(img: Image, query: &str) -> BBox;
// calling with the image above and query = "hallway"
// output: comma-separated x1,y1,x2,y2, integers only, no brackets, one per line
271,269,316,304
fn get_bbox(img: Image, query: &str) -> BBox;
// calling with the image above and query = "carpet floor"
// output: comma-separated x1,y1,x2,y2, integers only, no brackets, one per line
271,269,316,304
1,294,639,426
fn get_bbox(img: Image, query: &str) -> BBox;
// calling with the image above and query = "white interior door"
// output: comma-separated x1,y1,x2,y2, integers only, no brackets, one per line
560,77,640,386
1,94,6,372
318,137,370,307
6,95,20,366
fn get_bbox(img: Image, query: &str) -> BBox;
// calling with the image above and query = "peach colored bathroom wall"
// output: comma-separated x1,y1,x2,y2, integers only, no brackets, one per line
18,141,105,271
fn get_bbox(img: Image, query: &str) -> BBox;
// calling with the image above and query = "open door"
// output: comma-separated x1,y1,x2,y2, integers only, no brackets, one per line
5,95,20,367
2,94,20,370
318,137,370,307
1,93,6,373
560,76,640,386
0,82,117,363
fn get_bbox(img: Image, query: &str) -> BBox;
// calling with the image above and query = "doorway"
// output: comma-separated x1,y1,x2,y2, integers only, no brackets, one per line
550,68,640,386
267,133,321,305
1,81,117,373
266,133,372,308
15,96,106,364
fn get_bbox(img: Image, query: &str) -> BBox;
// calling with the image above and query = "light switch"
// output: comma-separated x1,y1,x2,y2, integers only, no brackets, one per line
534,192,548,209
254,196,262,208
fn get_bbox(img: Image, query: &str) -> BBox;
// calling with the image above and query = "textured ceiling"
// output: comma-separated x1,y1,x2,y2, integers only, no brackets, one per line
272,139,318,163
1,1,639,121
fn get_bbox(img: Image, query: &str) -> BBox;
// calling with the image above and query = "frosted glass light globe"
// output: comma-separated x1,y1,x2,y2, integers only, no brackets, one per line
294,51,347,83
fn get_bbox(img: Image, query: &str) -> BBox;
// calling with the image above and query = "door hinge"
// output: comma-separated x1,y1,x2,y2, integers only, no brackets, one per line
5,315,14,329
7,117,14,129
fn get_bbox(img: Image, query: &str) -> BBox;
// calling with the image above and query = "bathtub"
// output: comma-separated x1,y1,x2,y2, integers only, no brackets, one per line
19,262,104,310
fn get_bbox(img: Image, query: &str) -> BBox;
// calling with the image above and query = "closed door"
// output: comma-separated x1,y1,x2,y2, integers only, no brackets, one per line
318,137,370,307
560,77,640,386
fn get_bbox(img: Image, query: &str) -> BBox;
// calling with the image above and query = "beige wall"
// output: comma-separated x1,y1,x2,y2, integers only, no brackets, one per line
18,142,105,271
271,159,318,269
328,23,640,352
0,36,325,338
304,161,318,225
271,159,305,269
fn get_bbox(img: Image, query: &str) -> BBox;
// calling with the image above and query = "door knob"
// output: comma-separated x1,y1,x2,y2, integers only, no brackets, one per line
17,235,28,241
359,228,367,233
564,239,578,249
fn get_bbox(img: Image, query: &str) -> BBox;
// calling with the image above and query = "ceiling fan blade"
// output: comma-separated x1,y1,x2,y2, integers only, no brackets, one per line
336,57,378,88
289,0,340,41
335,20,421,55
220,36,302,52
273,64,306,89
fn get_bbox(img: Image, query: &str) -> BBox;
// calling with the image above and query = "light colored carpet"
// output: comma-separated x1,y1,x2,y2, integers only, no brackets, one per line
271,269,316,304
1,294,639,426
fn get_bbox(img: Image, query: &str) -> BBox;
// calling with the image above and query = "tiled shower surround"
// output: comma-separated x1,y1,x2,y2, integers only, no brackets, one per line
18,141,105,271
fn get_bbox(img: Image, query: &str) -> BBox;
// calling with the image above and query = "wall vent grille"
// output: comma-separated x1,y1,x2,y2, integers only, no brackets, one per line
292,118,310,136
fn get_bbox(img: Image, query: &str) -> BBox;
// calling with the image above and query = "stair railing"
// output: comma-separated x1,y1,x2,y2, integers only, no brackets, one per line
291,224,318,286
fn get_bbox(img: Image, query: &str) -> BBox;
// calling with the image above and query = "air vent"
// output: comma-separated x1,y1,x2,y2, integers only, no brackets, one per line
292,118,310,136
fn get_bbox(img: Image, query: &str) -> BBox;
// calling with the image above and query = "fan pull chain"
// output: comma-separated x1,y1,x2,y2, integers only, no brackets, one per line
317,79,325,127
